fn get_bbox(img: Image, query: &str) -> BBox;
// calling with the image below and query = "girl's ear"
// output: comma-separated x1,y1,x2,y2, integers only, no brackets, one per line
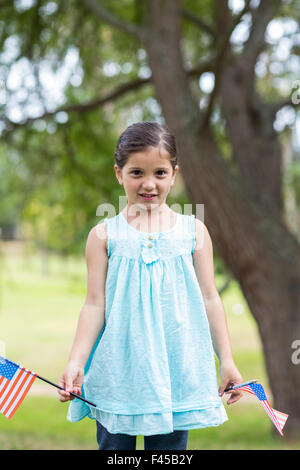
114,164,123,185
172,165,179,184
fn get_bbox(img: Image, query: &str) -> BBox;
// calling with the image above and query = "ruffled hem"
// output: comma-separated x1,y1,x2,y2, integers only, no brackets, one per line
68,404,228,436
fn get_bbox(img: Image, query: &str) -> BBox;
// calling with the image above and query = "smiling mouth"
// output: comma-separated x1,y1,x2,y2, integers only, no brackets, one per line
139,194,158,198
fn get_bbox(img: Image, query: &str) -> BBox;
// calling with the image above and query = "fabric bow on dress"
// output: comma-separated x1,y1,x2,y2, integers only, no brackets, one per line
140,237,161,264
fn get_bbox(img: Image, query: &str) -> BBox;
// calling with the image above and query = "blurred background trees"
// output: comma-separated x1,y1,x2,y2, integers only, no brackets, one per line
0,0,299,438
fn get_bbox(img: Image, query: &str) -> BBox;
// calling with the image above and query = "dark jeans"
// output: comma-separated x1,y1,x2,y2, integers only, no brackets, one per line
96,420,189,450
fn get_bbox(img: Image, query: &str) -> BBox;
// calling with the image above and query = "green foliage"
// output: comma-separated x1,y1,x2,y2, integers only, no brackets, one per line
285,158,300,205
0,0,299,253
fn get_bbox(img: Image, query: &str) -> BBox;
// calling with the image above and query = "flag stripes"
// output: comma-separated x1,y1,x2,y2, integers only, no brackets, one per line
238,385,256,396
0,358,37,419
260,400,284,436
273,409,289,430
235,383,288,436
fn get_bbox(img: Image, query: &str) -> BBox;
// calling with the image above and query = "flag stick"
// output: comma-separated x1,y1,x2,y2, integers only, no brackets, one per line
224,379,257,392
36,374,96,407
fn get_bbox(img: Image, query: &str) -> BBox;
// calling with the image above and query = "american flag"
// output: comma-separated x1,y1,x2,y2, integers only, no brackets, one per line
0,356,37,419
235,382,288,436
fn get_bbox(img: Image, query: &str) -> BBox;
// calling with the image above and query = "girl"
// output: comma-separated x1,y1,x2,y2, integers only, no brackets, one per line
58,121,243,450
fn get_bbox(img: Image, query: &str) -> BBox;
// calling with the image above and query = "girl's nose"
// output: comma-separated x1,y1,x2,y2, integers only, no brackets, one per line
142,182,156,191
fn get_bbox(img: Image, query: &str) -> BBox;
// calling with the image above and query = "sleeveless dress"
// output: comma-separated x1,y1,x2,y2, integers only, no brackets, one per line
67,211,228,435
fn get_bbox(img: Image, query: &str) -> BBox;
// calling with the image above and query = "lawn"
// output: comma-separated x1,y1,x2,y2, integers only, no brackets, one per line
0,242,298,450
1,396,299,450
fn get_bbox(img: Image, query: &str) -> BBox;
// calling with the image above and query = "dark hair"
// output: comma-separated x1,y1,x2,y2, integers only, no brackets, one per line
114,121,177,171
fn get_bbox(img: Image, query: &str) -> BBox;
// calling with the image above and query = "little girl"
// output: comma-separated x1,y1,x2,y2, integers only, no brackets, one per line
58,121,243,450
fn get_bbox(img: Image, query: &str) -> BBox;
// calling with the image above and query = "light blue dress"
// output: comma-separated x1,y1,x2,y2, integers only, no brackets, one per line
67,211,228,435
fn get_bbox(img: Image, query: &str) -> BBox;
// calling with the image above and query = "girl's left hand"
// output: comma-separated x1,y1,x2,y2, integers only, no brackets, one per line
218,359,243,405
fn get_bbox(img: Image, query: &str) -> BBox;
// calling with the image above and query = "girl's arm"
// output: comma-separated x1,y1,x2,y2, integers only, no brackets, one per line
192,218,243,405
58,222,108,402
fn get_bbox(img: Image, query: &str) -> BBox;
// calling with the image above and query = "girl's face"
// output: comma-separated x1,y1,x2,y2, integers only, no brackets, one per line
114,146,179,211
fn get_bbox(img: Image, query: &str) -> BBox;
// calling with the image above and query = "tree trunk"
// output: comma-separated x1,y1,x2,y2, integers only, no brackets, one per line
144,0,300,438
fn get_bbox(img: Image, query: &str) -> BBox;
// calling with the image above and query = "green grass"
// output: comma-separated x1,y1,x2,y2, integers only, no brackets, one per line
0,245,299,450
0,397,299,450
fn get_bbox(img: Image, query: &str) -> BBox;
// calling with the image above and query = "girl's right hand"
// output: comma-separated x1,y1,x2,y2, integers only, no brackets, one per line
57,362,84,402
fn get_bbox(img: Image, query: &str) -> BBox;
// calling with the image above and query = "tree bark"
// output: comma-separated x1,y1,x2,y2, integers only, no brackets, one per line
144,0,300,438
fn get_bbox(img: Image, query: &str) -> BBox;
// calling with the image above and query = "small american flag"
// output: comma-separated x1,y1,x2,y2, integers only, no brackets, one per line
236,382,288,436
0,356,37,419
